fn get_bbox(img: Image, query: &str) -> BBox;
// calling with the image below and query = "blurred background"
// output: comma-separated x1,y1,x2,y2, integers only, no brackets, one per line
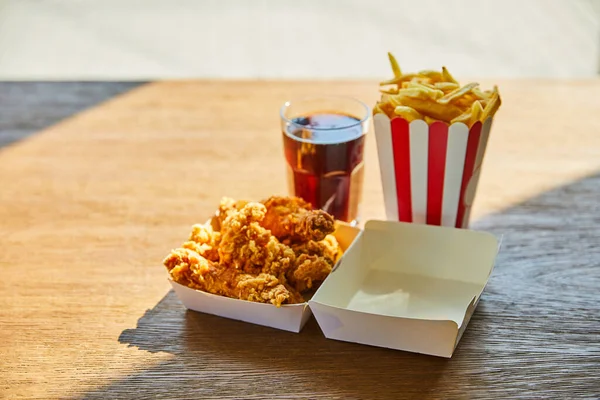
0,0,599,80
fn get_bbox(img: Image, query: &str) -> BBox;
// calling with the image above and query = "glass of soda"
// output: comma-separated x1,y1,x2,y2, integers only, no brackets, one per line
280,96,370,224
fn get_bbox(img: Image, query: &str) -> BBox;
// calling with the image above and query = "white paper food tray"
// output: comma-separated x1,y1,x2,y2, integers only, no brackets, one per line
309,220,499,358
169,222,361,333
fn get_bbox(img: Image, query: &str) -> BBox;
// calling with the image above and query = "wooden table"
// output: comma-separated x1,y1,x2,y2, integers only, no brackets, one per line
2,80,599,399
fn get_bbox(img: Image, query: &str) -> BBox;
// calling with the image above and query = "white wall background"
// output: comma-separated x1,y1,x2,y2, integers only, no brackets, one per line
0,0,599,80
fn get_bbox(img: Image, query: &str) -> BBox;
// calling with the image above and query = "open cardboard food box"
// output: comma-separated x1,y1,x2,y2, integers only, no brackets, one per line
170,220,499,358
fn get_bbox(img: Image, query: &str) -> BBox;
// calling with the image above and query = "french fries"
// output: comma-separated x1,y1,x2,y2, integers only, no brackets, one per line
375,53,501,127
394,106,423,122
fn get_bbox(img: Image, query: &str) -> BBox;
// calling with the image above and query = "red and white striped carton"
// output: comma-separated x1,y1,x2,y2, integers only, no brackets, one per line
373,113,494,228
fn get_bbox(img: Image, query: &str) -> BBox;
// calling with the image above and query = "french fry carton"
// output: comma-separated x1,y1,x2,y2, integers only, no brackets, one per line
373,114,494,228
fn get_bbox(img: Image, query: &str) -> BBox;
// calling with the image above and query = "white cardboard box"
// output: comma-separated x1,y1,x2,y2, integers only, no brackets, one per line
169,222,361,333
309,220,499,358
170,280,313,332
169,220,499,356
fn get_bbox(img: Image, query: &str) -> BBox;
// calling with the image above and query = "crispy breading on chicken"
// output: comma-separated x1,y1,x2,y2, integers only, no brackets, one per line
163,247,300,307
218,202,296,277
182,223,221,262
210,197,249,232
261,196,336,242
164,248,210,290
287,254,334,292
162,195,345,306
260,235,297,280
287,235,342,292
291,234,343,265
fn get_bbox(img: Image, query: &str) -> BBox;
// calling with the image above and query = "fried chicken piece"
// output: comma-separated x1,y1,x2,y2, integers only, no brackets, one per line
210,197,249,231
164,248,302,306
291,234,343,265
182,223,221,262
261,196,336,242
295,210,337,242
218,202,296,277
162,196,345,306
235,274,298,306
260,235,297,280
287,254,334,292
288,235,342,292
283,283,307,304
164,248,209,290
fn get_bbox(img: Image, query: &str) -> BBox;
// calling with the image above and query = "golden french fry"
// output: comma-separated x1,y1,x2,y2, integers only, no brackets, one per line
404,78,430,88
424,116,443,125
373,104,384,115
451,100,484,126
492,99,501,117
438,82,479,105
379,53,403,85
451,110,471,125
379,73,420,86
383,101,397,117
380,87,399,95
396,87,444,101
441,66,458,84
412,76,434,85
418,70,443,82
469,100,484,125
394,106,423,122
453,93,479,110
461,93,478,102
407,81,435,90
481,86,501,120
394,89,425,100
434,82,460,92
374,102,394,118
405,82,445,98
389,52,402,78
388,95,402,107
400,97,463,122
472,88,489,101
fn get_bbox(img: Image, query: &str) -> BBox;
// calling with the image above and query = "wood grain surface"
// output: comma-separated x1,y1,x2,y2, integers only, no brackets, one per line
1,80,599,399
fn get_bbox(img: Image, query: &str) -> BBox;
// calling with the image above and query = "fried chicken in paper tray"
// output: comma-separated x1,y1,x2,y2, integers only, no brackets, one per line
163,196,343,307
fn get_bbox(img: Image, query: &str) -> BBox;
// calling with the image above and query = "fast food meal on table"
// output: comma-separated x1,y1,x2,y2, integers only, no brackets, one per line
374,52,501,126
163,196,343,307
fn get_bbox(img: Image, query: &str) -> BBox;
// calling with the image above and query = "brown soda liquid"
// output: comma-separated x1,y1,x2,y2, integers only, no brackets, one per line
283,112,365,222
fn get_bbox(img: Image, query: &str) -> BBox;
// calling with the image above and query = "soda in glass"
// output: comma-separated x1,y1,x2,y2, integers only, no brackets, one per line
280,96,370,224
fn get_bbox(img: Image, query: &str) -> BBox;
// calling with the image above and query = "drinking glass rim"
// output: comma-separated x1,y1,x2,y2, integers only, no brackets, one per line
280,95,371,131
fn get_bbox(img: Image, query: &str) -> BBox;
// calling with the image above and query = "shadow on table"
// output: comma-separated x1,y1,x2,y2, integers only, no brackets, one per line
75,171,600,399
0,82,145,149
105,290,449,399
